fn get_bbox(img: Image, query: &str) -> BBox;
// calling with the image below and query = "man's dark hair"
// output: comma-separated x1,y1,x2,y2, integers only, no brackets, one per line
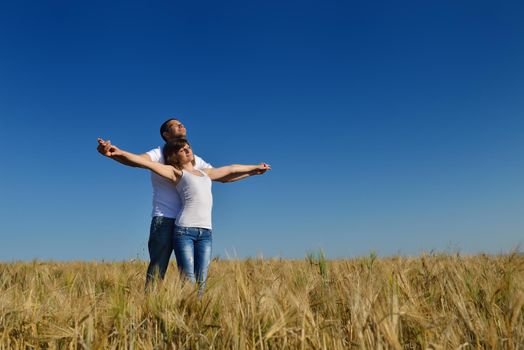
159,118,179,142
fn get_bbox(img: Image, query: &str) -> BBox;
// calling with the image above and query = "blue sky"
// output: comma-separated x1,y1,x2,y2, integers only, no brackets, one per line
1,0,523,260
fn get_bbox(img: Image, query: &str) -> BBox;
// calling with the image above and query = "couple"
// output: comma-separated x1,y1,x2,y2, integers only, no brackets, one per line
97,118,270,291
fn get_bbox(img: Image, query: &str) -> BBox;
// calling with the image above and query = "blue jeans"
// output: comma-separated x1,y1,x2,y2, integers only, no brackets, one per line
146,216,175,286
173,226,213,291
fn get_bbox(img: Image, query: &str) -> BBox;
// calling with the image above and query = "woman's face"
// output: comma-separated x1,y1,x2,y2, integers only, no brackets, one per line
175,143,194,164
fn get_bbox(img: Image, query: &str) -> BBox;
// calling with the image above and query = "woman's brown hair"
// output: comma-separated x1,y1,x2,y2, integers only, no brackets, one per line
162,138,195,169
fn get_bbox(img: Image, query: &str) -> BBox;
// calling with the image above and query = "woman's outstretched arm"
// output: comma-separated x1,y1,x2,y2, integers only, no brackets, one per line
203,163,271,181
97,138,152,167
98,138,182,183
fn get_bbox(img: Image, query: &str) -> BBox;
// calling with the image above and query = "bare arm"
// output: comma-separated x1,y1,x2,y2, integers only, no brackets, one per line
214,172,252,183
97,138,152,167
203,163,271,181
98,138,182,182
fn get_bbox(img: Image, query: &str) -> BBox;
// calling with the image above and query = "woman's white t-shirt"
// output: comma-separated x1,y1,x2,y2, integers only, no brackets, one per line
146,147,212,218
175,170,213,229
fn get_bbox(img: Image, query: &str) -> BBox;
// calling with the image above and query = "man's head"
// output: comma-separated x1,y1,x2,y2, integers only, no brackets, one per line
160,118,187,142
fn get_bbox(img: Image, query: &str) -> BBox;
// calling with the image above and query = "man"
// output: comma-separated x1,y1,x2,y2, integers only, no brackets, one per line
97,118,250,286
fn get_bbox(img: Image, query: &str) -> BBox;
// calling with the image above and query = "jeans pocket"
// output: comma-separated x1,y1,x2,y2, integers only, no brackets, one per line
202,229,212,240
174,226,187,236
152,216,168,231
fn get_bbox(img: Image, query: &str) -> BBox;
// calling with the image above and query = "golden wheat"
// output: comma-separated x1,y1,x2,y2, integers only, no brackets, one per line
1,253,523,349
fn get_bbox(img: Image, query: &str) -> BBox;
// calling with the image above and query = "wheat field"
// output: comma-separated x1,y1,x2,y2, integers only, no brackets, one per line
1,252,523,349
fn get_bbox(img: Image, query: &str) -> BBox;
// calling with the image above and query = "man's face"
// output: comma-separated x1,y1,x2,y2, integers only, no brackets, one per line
164,120,187,140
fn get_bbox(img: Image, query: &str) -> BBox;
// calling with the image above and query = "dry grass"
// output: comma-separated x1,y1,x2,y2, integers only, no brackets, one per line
1,253,523,349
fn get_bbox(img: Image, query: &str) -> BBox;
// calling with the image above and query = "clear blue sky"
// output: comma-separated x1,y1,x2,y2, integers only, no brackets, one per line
1,0,523,260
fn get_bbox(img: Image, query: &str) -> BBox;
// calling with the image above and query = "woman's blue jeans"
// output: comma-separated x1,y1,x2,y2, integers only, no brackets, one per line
173,226,212,291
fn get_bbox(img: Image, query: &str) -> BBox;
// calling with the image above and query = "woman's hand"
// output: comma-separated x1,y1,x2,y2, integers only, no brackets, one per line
251,163,271,175
97,137,181,182
97,138,113,157
98,138,125,158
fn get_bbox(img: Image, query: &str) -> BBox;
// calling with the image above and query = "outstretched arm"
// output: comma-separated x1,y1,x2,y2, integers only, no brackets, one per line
97,138,151,167
203,163,271,181
214,173,252,183
97,138,182,183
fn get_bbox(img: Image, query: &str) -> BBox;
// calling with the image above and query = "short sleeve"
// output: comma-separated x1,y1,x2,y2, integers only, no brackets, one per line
146,147,162,163
194,155,213,169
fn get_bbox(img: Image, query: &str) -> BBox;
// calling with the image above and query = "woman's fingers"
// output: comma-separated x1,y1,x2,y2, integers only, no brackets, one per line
253,163,271,175
97,137,119,157
97,138,110,156
108,145,121,156
97,138,111,146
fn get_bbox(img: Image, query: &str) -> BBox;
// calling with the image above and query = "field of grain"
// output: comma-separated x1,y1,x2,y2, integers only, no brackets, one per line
1,253,523,349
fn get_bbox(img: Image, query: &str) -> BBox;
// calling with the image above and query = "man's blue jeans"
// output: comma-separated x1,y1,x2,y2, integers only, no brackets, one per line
173,226,213,291
146,216,175,286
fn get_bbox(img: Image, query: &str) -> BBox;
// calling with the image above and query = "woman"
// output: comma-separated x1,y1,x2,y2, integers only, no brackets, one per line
99,137,270,291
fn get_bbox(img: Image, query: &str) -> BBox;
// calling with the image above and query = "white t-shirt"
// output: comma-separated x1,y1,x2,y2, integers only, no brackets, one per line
175,170,213,229
146,146,212,218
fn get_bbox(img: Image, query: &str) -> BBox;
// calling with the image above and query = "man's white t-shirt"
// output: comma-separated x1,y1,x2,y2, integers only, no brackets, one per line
146,146,212,218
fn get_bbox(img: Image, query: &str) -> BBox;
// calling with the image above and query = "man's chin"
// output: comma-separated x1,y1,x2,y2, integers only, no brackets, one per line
172,134,187,140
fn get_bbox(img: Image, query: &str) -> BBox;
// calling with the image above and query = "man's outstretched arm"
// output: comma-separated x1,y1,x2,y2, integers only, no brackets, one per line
97,138,151,167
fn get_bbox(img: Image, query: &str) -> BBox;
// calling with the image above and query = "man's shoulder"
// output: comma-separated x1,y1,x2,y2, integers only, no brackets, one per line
146,146,162,162
194,154,212,169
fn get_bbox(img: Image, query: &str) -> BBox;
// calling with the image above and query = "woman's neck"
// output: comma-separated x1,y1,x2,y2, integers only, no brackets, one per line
181,162,195,171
